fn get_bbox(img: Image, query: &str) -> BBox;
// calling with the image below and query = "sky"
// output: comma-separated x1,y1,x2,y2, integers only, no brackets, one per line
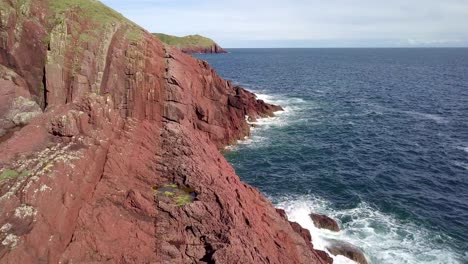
101,0,468,48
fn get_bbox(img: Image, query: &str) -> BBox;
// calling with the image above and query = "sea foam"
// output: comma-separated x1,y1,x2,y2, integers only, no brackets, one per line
225,92,307,151
274,195,463,264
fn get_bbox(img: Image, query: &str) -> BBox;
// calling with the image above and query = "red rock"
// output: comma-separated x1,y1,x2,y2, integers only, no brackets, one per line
310,213,341,232
0,1,331,263
180,44,228,54
326,239,368,264
276,208,288,220
289,221,333,264
290,221,312,242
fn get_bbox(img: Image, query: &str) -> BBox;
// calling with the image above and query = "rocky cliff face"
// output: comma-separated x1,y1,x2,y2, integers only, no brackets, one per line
0,1,330,263
179,43,227,54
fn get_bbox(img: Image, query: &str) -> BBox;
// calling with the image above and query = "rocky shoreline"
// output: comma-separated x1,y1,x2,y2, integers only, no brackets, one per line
0,0,370,263
0,0,333,263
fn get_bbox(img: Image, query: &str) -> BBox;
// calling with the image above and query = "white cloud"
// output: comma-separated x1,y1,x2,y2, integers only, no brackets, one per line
101,0,468,47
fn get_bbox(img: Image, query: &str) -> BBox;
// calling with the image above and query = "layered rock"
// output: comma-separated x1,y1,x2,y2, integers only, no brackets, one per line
0,0,328,263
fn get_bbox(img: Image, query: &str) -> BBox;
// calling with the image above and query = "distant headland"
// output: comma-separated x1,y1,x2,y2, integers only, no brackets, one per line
153,33,227,54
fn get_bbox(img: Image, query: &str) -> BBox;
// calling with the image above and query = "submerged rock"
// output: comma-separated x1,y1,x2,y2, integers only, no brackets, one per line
326,239,368,264
310,213,341,232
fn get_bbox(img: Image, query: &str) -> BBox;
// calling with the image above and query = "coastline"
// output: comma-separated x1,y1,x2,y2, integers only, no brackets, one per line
223,92,372,264
0,1,331,262
208,48,467,263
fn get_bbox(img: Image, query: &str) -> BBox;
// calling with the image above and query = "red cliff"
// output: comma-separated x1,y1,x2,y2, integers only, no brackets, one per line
0,1,330,263
179,43,227,54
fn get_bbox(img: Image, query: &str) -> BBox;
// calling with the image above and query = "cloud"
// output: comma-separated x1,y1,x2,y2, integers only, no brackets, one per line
101,0,468,47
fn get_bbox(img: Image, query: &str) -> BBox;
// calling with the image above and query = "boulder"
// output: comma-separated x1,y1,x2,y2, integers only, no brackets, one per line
326,239,368,264
310,213,340,232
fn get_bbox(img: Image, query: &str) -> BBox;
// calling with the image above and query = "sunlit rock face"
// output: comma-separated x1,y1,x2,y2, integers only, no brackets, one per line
0,1,329,263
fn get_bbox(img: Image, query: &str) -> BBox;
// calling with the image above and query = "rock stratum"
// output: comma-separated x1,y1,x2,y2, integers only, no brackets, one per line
0,0,331,263
153,33,227,54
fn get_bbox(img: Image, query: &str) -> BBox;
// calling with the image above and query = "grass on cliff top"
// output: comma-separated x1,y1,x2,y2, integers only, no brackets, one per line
48,0,143,42
49,0,126,24
153,33,216,48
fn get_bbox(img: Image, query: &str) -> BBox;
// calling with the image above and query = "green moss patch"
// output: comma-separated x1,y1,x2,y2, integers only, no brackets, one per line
154,183,196,207
0,169,29,181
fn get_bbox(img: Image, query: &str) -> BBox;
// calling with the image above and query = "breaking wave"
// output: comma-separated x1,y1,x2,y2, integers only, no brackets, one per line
274,195,463,264
225,92,309,151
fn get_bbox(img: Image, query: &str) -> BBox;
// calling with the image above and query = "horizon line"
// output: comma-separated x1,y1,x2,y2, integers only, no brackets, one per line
222,46,468,49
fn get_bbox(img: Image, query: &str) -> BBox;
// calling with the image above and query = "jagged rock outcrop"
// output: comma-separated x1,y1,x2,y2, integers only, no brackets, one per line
0,1,328,263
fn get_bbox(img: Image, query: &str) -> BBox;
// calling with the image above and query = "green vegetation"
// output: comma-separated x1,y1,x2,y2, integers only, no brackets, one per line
175,194,193,206
47,0,142,43
154,183,196,207
0,0,31,26
126,28,143,43
0,0,30,13
0,170,19,180
0,169,29,181
153,33,216,48
15,0,31,15
163,191,174,197
48,0,127,25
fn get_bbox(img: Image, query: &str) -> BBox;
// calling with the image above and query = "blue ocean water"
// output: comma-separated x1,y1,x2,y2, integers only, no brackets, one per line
196,48,468,264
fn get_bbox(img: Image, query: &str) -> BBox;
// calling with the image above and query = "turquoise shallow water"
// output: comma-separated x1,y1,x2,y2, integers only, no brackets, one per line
196,48,468,264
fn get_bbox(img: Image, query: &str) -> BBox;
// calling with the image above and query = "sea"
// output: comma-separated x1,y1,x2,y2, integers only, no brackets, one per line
195,48,468,264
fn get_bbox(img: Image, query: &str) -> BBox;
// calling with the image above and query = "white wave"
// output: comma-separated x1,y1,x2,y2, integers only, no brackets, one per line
368,104,448,124
402,111,448,124
274,195,462,264
255,93,275,102
453,161,468,171
457,146,468,154
255,93,306,106
225,92,309,151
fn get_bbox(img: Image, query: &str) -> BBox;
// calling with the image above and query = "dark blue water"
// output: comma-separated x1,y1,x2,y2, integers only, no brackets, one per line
196,49,468,264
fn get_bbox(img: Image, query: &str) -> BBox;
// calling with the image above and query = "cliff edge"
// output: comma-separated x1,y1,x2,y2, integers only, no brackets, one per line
153,33,228,54
0,0,330,263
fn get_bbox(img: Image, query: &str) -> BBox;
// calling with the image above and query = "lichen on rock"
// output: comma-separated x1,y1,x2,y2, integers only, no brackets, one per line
1,234,19,248
6,96,42,126
14,204,36,219
0,223,12,233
